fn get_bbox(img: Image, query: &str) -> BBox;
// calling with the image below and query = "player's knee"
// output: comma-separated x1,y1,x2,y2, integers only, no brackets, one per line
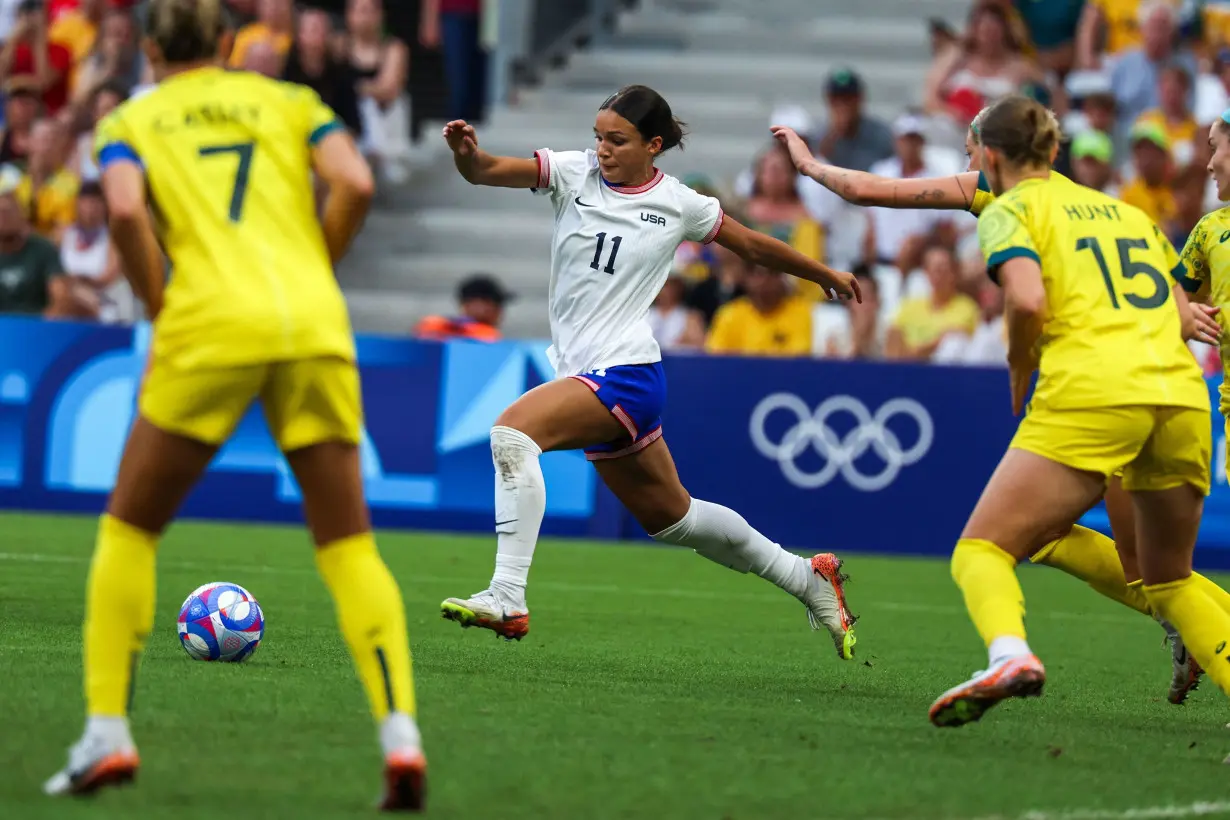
489,425,542,482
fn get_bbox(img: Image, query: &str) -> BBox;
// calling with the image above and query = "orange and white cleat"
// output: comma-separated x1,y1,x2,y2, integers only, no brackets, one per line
807,553,858,660
440,589,529,641
929,654,1046,728
380,749,427,812
44,730,139,797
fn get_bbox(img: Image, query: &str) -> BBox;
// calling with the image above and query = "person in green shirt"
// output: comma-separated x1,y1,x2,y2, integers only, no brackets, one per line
0,191,63,316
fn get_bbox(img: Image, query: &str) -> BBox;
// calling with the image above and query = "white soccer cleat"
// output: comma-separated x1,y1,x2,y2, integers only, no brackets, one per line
1163,624,1202,705
805,554,858,660
440,588,529,641
44,725,139,797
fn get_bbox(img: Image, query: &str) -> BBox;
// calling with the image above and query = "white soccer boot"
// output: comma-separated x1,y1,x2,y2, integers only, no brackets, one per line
44,720,139,797
805,553,858,660
440,588,529,641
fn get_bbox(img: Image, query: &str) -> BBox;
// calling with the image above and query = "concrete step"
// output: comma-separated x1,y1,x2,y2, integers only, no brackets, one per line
688,0,970,19
348,209,555,258
338,252,550,297
347,289,550,339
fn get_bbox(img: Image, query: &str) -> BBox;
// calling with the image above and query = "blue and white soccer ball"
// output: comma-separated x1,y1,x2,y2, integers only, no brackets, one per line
177,582,264,662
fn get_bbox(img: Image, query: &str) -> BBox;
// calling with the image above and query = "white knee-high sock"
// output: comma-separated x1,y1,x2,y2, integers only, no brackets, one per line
488,426,546,603
652,498,811,599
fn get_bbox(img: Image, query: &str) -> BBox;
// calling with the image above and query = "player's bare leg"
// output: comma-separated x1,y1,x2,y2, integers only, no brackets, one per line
288,441,425,812
46,419,217,797
440,378,624,640
594,438,858,659
931,449,1106,727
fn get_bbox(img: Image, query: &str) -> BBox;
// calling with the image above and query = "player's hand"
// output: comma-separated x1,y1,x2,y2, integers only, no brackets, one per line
442,120,478,157
1187,302,1221,346
823,268,862,304
770,125,814,172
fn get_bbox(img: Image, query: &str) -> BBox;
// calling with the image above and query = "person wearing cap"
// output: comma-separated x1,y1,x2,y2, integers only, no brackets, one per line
816,68,893,173
1121,120,1178,226
1069,130,1119,196
413,273,511,342
864,113,957,274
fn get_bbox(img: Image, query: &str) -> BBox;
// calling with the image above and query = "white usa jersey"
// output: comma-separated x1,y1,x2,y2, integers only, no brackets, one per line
532,148,724,376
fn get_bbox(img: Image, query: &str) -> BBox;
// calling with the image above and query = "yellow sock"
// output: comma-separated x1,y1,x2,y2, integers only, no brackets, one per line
316,532,415,721
952,538,1026,647
84,514,158,716
1192,573,1230,618
1031,526,1152,617
1144,576,1230,697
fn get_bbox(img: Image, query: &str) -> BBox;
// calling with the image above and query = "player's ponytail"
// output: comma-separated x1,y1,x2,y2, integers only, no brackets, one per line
600,85,688,154
978,94,1061,169
148,0,229,65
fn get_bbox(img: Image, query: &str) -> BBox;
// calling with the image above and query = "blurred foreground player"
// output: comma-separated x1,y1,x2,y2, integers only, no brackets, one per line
43,0,426,810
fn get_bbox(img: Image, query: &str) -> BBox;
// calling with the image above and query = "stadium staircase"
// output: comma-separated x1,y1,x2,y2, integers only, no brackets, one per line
339,0,972,339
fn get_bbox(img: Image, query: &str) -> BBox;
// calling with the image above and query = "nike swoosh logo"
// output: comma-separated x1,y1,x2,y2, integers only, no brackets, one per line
495,519,517,527
575,196,592,207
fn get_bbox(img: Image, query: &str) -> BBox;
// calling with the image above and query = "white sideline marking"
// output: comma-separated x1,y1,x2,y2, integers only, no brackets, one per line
0,552,1140,624
972,801,1230,819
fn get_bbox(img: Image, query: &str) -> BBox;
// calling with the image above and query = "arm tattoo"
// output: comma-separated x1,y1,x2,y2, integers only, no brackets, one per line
954,174,971,208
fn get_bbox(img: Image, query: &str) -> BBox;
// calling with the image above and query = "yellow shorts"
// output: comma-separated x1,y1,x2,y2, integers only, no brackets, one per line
140,357,363,451
1010,404,1211,495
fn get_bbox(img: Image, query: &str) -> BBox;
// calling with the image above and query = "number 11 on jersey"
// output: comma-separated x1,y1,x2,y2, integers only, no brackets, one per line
590,232,623,275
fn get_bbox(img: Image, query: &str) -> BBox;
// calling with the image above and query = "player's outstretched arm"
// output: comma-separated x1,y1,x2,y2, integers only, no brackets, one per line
100,162,166,319
771,126,979,210
443,120,539,188
714,216,861,303
311,129,376,264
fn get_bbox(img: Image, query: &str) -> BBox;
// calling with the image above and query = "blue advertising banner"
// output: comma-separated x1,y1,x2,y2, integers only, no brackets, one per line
2,316,1227,566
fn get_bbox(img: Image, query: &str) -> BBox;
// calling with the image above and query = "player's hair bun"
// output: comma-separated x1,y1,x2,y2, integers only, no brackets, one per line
149,0,228,65
600,85,688,154
978,94,1061,168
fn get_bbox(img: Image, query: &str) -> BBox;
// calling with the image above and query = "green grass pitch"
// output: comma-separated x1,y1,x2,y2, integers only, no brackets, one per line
3,512,1230,819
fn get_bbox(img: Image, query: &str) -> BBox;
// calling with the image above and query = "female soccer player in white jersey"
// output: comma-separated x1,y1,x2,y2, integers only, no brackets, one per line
437,85,862,659
772,113,1225,703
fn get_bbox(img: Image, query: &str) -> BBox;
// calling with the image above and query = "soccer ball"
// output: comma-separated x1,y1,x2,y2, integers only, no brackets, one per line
177,582,264,662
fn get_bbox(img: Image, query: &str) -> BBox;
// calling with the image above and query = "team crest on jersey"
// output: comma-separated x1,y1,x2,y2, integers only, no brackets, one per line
641,213,667,226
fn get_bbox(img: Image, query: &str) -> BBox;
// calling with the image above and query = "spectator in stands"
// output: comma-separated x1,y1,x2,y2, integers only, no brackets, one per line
1135,63,1198,170
1012,0,1084,77
885,244,979,361
1069,130,1120,196
414,274,510,342
1111,3,1198,132
1169,166,1207,248
932,280,1007,367
420,0,485,124
686,240,745,328
345,0,411,182
226,0,258,27
924,2,1044,126
229,0,293,72
745,144,826,301
16,117,78,241
68,80,122,182
815,68,893,173
1078,0,1151,69
0,1,72,115
863,114,957,275
0,190,62,315
70,7,149,103
1195,47,1230,131
706,264,812,357
1120,121,1176,226
0,76,40,169
0,0,22,43
57,180,131,323
241,39,281,77
812,266,883,360
283,8,362,137
48,0,102,72
648,274,704,351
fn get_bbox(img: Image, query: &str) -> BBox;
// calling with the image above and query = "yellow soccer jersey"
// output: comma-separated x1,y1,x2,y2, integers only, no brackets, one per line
978,174,1207,412
94,67,354,369
969,170,1076,217
1178,207,1230,412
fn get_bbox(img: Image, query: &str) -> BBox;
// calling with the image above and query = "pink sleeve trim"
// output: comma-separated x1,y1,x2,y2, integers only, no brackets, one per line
702,209,725,244
534,149,551,190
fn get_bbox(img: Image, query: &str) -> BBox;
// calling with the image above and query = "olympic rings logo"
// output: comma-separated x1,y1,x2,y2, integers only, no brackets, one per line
748,394,934,492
